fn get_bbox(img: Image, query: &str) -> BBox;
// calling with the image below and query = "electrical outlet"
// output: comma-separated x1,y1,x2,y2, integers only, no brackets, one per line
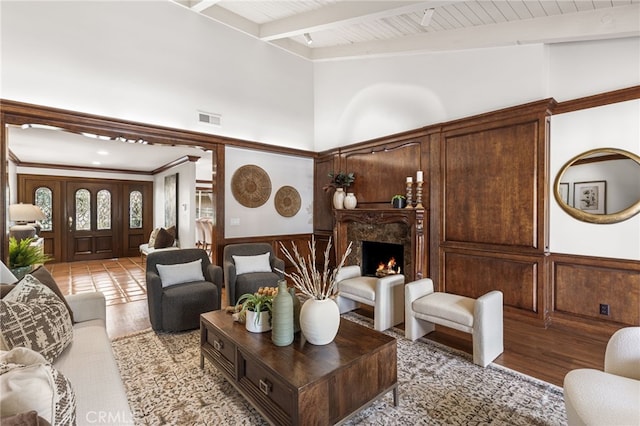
599,304,610,316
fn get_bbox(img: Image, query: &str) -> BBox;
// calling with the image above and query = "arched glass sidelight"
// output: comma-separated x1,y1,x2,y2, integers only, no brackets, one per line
129,190,143,229
75,189,91,231
34,187,53,231
97,189,112,230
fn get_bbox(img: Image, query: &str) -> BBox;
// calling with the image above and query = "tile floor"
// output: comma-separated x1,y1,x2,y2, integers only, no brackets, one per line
48,257,147,306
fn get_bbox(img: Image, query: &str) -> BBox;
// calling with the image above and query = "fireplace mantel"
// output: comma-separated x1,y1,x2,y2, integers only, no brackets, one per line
333,208,428,282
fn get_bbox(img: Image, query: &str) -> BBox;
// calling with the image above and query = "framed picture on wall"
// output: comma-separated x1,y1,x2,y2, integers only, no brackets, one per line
559,182,569,205
164,173,179,236
573,180,606,214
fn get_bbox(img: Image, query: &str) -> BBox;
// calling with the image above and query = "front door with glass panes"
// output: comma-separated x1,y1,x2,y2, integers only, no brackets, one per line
19,175,153,263
66,181,120,262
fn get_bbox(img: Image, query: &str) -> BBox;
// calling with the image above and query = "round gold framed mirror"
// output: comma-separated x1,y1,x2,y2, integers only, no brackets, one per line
554,148,640,224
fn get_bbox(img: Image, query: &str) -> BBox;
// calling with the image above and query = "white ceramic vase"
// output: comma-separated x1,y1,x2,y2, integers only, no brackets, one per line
245,310,271,333
344,192,357,209
299,298,340,345
333,188,345,209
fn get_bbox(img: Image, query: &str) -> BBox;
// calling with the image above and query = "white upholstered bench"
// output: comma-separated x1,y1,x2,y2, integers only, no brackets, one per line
139,243,179,260
405,278,503,367
335,265,405,331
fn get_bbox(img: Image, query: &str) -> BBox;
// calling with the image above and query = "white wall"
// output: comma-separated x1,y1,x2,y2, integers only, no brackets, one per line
313,44,546,150
550,100,640,260
154,162,197,249
14,167,154,183
0,1,315,151
225,147,313,238
548,38,640,102
313,37,640,151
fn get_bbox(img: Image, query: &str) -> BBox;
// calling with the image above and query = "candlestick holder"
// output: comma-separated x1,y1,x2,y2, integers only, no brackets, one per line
405,182,413,209
415,181,424,209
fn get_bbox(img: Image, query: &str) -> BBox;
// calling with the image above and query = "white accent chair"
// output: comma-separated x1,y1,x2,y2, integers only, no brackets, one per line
335,265,405,331
563,327,640,426
405,278,503,367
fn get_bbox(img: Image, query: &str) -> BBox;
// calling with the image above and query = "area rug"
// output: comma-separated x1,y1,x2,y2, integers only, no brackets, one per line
111,313,567,425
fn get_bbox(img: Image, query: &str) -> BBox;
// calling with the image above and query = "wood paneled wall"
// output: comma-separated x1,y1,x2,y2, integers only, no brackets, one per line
316,90,639,336
437,101,553,324
551,253,639,336
220,233,331,280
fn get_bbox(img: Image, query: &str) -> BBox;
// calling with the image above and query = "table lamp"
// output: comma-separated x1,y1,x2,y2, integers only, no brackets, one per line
9,203,46,240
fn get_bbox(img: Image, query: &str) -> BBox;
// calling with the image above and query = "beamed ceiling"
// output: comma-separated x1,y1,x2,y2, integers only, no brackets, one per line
170,0,640,60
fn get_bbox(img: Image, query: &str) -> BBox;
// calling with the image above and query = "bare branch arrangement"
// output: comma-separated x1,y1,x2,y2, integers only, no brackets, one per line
276,237,352,300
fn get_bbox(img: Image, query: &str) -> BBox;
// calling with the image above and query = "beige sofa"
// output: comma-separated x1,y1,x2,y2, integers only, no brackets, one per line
1,263,132,425
56,292,133,425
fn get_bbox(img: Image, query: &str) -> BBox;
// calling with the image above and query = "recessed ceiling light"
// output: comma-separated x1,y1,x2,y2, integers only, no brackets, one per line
92,161,101,165
97,150,108,156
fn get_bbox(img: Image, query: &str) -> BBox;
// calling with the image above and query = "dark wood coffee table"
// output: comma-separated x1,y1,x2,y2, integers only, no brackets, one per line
200,310,397,425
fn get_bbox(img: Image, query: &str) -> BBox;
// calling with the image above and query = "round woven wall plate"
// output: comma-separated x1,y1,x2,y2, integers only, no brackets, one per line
231,165,272,208
274,186,301,217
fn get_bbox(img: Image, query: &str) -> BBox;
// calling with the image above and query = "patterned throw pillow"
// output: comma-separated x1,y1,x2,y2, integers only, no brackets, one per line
0,347,76,425
29,266,75,323
0,275,73,362
147,227,161,248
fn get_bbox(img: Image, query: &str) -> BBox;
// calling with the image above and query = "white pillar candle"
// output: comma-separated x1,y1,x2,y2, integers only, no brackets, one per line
416,171,423,182
406,176,413,183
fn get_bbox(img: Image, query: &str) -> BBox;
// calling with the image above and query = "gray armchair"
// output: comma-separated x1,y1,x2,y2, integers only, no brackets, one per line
223,243,285,306
146,248,222,332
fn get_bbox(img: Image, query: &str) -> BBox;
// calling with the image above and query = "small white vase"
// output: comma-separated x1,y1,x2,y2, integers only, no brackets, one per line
344,192,357,209
245,310,271,333
299,298,340,345
333,188,345,209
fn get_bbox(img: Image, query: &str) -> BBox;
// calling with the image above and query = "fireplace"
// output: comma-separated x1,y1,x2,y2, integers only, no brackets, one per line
362,240,404,277
333,208,428,283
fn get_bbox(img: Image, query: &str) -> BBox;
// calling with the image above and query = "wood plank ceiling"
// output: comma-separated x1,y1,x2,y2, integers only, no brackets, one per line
171,0,640,60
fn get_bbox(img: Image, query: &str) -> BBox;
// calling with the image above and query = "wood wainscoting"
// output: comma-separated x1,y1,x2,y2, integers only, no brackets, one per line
442,248,548,325
218,233,322,278
550,253,640,339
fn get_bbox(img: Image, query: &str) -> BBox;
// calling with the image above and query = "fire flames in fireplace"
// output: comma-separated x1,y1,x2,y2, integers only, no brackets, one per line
376,257,401,277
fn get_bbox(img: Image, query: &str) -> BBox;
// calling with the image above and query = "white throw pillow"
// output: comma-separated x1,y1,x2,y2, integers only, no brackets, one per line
0,347,76,425
156,259,205,287
0,275,73,362
232,252,272,275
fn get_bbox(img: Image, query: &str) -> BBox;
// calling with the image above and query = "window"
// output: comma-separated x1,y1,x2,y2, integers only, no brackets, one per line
34,187,52,231
97,189,111,230
75,189,91,231
129,190,143,229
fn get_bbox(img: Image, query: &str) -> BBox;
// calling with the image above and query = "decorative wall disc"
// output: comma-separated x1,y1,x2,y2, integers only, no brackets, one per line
231,165,272,208
274,186,301,217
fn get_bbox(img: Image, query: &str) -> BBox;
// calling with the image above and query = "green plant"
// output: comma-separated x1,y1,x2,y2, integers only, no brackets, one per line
8,237,52,268
391,194,406,201
236,292,274,325
324,171,355,192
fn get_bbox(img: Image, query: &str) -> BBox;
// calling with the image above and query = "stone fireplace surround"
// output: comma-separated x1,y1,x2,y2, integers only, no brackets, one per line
333,208,427,283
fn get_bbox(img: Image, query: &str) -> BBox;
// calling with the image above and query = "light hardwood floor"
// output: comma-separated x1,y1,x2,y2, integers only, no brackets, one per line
49,257,609,387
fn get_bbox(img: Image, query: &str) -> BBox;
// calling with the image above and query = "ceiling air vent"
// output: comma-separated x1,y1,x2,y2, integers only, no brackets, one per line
198,111,221,126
